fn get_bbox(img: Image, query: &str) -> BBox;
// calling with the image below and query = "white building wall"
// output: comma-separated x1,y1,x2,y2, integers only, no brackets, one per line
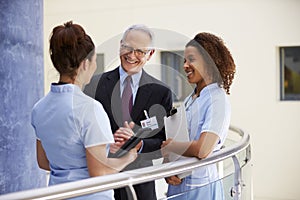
44,0,300,199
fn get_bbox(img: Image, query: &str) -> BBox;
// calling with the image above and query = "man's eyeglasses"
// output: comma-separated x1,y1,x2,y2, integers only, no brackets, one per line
120,44,151,58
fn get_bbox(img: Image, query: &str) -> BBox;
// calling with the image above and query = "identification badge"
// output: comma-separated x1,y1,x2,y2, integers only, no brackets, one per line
140,116,158,130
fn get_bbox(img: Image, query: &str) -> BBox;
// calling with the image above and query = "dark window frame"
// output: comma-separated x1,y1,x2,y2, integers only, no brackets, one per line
161,51,193,102
279,46,300,101
95,53,104,75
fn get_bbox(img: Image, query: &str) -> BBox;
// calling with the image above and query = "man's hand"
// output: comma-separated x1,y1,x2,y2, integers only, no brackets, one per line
109,121,135,153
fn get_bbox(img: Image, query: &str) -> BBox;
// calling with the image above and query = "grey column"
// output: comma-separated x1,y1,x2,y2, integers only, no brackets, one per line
0,0,46,194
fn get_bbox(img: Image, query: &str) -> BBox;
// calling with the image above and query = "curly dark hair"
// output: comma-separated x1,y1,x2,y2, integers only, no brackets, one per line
49,21,95,80
186,32,236,94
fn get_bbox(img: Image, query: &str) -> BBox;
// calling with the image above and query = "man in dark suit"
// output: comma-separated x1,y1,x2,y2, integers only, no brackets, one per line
84,24,172,200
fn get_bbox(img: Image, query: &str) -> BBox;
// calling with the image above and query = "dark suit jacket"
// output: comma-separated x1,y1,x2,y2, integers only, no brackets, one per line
84,67,172,199
95,67,172,167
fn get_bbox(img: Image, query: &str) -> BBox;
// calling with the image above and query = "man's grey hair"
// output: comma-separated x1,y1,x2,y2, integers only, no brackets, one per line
121,24,154,46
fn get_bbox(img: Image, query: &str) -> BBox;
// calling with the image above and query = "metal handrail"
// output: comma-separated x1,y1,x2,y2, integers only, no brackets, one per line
0,125,250,200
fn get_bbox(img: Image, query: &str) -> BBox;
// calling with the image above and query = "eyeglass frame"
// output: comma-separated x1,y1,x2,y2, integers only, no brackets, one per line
120,44,152,57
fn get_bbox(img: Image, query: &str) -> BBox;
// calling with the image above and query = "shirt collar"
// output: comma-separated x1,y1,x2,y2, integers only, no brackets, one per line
119,66,142,87
50,83,81,93
200,82,219,96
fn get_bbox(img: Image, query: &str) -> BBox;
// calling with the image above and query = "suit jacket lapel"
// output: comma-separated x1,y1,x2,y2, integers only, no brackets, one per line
105,68,123,128
104,68,154,125
131,70,153,121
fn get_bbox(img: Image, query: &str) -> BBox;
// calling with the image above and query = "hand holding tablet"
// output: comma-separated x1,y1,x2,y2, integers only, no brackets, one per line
109,127,152,158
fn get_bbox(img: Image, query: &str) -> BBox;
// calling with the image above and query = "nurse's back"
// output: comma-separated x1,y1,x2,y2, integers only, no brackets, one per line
31,21,137,199
32,84,99,184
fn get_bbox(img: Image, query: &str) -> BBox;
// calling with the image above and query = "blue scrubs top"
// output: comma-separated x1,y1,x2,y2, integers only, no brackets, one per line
31,84,114,199
167,83,231,200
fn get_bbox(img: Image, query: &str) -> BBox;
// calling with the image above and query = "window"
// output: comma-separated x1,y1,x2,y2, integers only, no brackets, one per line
95,53,104,75
161,51,193,102
279,46,300,100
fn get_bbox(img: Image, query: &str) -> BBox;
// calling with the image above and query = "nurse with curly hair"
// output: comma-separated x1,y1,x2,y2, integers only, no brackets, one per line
161,32,236,200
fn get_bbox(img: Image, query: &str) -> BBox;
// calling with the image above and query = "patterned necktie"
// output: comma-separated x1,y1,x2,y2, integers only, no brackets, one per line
122,76,133,122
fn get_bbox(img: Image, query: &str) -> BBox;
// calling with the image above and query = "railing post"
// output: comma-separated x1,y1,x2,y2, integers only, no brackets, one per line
127,184,137,200
230,155,243,200
127,177,137,200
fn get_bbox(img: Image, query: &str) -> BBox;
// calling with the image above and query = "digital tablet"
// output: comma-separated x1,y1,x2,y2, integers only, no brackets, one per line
109,127,152,158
